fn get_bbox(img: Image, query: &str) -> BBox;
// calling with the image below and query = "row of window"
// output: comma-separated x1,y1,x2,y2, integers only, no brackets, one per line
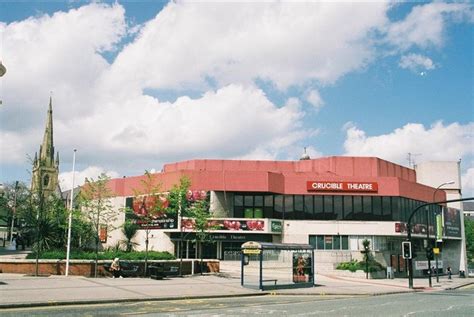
309,235,349,250
233,194,441,224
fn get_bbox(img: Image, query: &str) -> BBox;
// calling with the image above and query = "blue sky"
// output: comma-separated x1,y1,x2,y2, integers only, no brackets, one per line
0,1,473,194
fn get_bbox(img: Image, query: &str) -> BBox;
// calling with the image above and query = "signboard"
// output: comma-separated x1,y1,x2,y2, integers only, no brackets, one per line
271,220,282,233
125,196,177,229
292,252,312,283
243,248,261,255
415,260,444,270
433,248,440,255
99,225,107,243
182,218,265,232
444,207,461,237
307,181,378,192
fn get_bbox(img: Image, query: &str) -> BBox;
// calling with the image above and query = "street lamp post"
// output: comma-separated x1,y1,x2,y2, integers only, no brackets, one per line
9,181,19,248
432,181,455,283
65,149,77,276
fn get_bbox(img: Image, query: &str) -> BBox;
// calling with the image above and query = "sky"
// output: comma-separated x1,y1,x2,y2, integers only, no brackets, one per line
0,0,473,196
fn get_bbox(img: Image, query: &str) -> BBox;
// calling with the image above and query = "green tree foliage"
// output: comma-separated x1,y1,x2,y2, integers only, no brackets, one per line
0,181,30,241
189,197,215,274
79,173,118,277
465,216,474,264
121,220,139,252
128,171,167,275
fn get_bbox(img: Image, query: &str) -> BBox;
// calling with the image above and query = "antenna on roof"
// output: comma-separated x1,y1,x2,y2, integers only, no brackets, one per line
300,147,310,161
407,152,421,168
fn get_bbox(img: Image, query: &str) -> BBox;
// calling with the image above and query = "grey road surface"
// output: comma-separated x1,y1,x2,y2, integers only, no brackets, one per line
2,285,473,317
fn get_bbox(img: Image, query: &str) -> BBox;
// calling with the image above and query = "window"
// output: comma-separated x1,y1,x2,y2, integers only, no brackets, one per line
392,197,400,221
363,196,372,218
324,196,333,219
274,195,283,219
310,235,349,250
317,236,324,249
304,196,314,220
284,195,294,219
353,196,362,219
333,196,343,220
254,195,263,207
373,196,382,219
264,195,273,218
343,196,353,220
234,195,243,207
342,236,349,250
294,195,304,219
314,196,324,220
382,197,392,220
334,235,341,249
244,195,253,206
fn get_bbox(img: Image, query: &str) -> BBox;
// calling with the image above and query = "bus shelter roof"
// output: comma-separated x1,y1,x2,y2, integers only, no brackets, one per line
241,241,314,251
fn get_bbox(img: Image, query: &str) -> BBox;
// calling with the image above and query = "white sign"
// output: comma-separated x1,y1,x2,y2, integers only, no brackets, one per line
415,260,444,270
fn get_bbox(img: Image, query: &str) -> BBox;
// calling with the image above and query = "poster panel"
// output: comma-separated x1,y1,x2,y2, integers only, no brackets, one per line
444,207,461,237
292,252,312,283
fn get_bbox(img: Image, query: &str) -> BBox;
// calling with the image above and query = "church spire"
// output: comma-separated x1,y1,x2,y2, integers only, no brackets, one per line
40,96,55,166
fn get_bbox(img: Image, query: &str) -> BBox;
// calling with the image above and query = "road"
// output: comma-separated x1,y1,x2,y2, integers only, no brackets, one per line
3,285,473,317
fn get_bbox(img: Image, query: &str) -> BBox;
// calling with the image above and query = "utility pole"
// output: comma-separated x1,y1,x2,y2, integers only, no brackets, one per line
65,149,77,276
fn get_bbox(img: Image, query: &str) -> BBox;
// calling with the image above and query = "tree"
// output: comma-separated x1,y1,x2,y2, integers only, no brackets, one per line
166,176,192,275
465,217,474,265
121,220,139,252
361,239,371,279
127,171,169,276
189,197,215,275
79,173,118,278
0,181,29,244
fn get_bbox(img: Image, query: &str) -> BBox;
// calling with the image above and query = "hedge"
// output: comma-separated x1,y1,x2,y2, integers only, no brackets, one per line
26,250,176,261
336,259,385,273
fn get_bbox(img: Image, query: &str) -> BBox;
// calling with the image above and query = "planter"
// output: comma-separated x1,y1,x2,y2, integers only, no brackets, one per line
0,259,220,277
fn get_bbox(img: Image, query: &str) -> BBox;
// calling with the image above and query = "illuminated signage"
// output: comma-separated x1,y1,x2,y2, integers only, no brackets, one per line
307,181,378,192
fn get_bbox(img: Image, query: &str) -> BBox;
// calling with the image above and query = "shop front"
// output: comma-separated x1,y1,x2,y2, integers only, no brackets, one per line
170,232,275,260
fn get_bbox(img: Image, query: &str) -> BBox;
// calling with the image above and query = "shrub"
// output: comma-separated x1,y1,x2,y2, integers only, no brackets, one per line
336,259,385,273
26,250,175,261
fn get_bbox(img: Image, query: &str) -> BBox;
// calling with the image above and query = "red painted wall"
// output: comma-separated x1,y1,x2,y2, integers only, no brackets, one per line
106,156,441,202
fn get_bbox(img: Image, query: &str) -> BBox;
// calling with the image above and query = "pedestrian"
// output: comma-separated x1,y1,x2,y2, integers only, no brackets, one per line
447,266,452,279
110,258,123,278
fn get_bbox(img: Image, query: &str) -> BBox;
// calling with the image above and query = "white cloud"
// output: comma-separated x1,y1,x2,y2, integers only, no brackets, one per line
343,122,474,166
399,53,436,73
306,89,324,111
104,1,389,91
386,2,473,51
1,2,473,183
59,166,120,191
462,166,474,198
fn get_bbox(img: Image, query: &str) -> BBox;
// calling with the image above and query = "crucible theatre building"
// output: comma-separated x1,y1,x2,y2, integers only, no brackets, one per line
103,156,467,277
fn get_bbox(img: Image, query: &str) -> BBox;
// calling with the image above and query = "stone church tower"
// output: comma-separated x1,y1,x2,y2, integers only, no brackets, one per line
31,97,60,197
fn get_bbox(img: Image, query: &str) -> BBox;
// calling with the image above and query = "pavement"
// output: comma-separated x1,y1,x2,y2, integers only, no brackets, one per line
1,265,472,309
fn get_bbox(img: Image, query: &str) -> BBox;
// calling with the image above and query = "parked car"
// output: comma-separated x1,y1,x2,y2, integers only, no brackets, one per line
103,261,139,277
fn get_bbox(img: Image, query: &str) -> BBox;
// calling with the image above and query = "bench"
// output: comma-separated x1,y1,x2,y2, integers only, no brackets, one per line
149,265,180,280
262,279,278,285
103,261,139,277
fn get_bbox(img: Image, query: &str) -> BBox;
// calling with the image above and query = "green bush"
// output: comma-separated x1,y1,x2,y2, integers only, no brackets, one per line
336,259,385,273
26,250,175,261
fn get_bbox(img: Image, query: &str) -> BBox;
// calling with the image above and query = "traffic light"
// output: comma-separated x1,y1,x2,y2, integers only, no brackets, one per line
402,241,412,259
426,247,434,260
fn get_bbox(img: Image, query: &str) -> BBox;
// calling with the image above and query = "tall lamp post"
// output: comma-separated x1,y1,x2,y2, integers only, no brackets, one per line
432,180,455,283
9,181,19,247
65,149,77,276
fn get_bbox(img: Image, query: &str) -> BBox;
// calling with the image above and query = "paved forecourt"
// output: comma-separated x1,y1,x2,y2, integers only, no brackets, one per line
1,271,472,309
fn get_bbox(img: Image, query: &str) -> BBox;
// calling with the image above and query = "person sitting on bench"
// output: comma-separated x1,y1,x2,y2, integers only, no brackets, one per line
111,258,123,278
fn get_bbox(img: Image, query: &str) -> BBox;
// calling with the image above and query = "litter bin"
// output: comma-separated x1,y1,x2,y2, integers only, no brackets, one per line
386,266,394,279
149,263,165,280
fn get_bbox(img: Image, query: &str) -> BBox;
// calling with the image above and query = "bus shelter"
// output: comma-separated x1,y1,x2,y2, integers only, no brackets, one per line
241,241,315,291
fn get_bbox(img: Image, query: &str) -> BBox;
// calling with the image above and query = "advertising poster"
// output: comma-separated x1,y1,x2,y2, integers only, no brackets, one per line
181,218,265,232
292,252,312,283
444,207,461,237
125,195,177,229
